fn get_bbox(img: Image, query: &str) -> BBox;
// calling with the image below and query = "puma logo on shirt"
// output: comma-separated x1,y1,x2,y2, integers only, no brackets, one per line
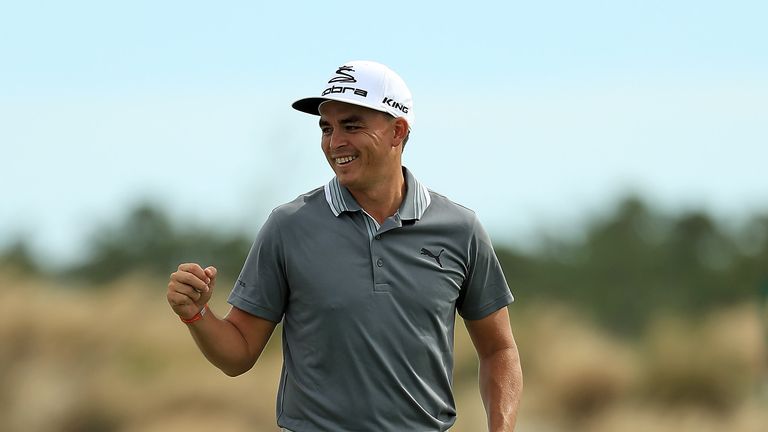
420,248,445,268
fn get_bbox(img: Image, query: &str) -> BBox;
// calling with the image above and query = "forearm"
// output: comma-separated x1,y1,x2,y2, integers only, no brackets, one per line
479,347,523,431
185,308,259,376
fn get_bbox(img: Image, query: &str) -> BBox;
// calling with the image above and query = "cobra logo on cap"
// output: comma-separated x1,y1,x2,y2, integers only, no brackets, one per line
327,66,356,84
322,65,369,97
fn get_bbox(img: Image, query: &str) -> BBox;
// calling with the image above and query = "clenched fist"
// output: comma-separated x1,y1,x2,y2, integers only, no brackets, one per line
167,263,217,321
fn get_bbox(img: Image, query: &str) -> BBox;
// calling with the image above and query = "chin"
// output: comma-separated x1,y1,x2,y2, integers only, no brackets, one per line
338,171,369,191
333,165,355,183
336,174,356,188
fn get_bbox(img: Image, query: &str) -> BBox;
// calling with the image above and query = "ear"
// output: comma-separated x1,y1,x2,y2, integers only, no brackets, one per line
392,117,409,148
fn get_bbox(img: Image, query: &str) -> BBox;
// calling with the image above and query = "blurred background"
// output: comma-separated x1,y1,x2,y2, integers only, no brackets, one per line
2,1,766,431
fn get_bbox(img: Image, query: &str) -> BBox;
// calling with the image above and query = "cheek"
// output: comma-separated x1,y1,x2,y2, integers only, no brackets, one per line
359,130,386,147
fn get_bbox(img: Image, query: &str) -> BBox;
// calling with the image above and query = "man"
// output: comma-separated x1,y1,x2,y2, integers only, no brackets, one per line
166,60,523,431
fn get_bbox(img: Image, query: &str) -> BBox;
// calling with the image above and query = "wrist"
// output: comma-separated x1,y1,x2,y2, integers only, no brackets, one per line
181,304,208,324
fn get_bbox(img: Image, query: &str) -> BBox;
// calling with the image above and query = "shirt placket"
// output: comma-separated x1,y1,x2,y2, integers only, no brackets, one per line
364,213,402,293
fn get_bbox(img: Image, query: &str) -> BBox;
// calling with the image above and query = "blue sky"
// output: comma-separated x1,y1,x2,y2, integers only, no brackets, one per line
1,0,766,266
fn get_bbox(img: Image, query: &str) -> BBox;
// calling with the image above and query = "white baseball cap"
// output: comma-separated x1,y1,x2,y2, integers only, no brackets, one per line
292,60,415,129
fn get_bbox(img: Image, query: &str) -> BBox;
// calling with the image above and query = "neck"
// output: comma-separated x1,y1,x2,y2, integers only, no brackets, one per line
348,169,406,225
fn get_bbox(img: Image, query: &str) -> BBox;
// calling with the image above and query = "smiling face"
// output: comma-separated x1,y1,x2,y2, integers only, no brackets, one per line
318,101,408,192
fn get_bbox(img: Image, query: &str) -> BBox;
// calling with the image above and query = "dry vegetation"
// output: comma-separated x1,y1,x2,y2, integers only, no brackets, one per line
2,270,766,432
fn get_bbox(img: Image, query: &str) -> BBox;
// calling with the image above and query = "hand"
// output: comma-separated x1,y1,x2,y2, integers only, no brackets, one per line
167,263,217,321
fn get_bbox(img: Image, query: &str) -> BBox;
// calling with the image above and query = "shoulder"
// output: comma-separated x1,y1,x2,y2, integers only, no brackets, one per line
422,189,496,249
424,189,480,227
272,186,325,214
266,186,330,227
252,187,328,244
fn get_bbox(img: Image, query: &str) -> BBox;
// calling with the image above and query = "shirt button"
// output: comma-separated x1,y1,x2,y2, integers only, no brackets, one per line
375,235,381,240
376,258,384,267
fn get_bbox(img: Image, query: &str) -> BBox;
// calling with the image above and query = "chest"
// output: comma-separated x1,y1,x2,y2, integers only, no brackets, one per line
281,214,468,317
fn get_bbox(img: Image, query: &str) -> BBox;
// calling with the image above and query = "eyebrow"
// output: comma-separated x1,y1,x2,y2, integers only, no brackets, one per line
318,115,365,128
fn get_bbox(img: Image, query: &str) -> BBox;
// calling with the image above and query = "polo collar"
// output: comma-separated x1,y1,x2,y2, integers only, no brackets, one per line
324,167,431,220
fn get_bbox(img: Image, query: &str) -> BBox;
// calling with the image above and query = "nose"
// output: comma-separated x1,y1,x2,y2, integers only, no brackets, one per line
327,129,347,151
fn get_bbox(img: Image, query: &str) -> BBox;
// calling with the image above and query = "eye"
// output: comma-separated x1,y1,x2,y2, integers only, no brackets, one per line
320,126,332,136
345,124,361,131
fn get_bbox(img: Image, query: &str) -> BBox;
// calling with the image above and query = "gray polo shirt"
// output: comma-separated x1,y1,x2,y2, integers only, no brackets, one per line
228,167,513,432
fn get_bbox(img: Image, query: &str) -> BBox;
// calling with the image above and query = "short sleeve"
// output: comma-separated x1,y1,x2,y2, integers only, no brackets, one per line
227,211,289,323
456,215,514,320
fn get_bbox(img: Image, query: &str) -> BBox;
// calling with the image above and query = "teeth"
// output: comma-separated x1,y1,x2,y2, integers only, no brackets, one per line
335,156,358,165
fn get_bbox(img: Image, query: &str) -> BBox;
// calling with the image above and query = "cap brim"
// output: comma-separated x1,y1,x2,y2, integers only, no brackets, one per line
291,97,327,115
292,96,394,118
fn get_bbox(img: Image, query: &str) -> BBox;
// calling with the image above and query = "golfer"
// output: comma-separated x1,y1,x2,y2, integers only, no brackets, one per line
167,60,523,431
